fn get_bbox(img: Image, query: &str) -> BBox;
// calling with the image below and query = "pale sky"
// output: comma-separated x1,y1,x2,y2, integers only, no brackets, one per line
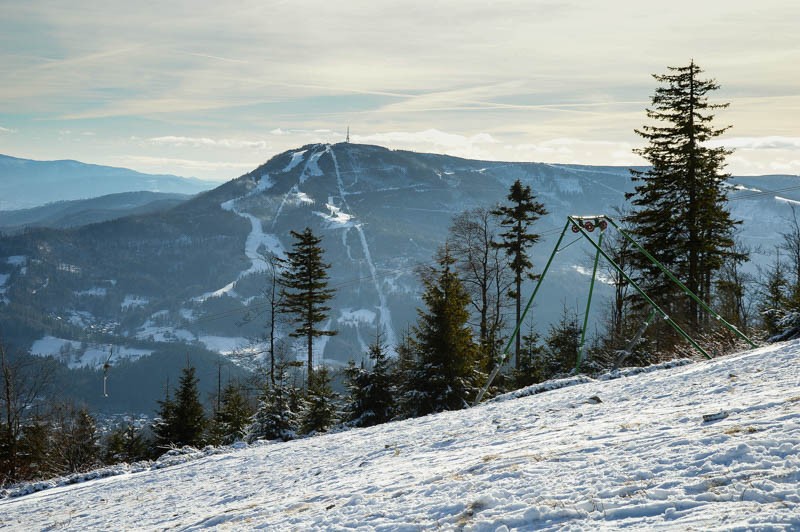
1,1,798,181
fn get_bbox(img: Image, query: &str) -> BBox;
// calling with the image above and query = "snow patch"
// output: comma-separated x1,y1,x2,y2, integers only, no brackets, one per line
198,336,248,355
315,202,355,227
572,264,615,285
121,295,148,309
75,287,107,297
29,336,151,369
4,342,799,529
338,308,377,327
283,150,307,172
775,195,800,206
6,255,26,266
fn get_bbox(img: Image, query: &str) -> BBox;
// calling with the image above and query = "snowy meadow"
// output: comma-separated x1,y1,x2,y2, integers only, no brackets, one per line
1,340,798,530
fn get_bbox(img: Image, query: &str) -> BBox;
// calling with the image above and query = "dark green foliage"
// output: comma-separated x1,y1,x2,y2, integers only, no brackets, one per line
17,416,54,480
280,228,336,384
1,341,53,485
50,404,101,474
625,61,742,335
104,424,151,463
492,180,548,368
344,334,396,427
544,306,582,375
510,321,548,388
208,382,254,445
247,360,298,442
299,366,338,435
153,365,207,449
399,246,481,417
761,254,790,336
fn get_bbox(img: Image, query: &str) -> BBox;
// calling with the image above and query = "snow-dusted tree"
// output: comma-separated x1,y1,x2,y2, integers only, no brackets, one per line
544,306,582,376
104,423,151,464
343,331,396,427
208,381,253,445
247,358,298,442
299,366,338,435
51,404,101,474
510,318,547,388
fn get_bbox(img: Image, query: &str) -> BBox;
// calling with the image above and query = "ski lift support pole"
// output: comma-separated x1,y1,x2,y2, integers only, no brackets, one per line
603,217,756,349
473,218,573,405
576,219,604,372
473,214,756,406
568,215,710,360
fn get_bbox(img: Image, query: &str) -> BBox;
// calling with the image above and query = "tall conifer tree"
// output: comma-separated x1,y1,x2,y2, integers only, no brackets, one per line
626,61,742,332
492,180,548,368
280,228,336,386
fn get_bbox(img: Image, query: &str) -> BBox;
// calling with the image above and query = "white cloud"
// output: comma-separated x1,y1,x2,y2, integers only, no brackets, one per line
0,126,15,134
356,129,497,149
709,136,800,151
115,156,258,180
148,136,269,150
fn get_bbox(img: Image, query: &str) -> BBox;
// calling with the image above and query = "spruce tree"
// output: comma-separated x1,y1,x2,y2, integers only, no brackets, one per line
299,366,338,435
492,180,548,369
544,306,582,375
54,405,100,474
402,245,480,417
208,382,253,445
280,228,336,386
104,423,150,464
626,61,742,333
344,331,396,427
247,359,298,442
153,365,206,449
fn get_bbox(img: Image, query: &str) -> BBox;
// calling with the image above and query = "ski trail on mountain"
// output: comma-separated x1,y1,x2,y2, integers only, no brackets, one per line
327,145,398,351
271,146,324,231
196,173,285,302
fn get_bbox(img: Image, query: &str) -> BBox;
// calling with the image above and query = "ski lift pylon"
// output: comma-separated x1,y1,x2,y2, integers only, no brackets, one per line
473,214,757,405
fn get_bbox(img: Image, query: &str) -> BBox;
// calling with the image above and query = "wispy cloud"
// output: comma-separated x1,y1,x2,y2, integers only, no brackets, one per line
115,155,258,180
0,126,15,134
710,136,800,151
148,136,268,150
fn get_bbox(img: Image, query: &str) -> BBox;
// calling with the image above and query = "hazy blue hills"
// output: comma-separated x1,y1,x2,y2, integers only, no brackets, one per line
0,154,213,210
0,191,191,232
0,143,797,413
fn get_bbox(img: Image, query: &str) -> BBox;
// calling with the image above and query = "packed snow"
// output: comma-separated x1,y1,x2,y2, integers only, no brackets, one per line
121,295,148,309
2,341,798,530
196,174,286,303
28,336,151,369
338,308,377,327
197,335,248,355
283,150,307,172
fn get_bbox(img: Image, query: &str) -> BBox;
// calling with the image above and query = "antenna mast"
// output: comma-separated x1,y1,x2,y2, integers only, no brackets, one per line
346,126,350,143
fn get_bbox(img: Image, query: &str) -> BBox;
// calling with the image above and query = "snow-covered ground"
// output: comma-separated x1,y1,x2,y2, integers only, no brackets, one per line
28,336,151,369
3,341,799,530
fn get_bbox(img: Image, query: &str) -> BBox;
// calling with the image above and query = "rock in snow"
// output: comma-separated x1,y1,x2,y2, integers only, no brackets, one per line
1,341,799,530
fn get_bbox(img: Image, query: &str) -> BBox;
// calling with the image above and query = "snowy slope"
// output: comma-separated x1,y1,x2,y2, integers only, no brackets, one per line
2,341,799,530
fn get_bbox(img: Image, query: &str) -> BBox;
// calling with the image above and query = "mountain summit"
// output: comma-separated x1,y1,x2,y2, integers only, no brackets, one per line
0,143,795,411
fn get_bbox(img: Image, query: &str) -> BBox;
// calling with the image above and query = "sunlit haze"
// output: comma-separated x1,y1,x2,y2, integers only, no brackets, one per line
1,1,798,180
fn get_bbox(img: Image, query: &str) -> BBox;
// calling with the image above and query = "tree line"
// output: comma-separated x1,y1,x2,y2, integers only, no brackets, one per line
3,61,799,487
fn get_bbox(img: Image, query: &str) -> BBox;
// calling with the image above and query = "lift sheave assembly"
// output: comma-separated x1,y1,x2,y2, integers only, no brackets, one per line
474,215,756,405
